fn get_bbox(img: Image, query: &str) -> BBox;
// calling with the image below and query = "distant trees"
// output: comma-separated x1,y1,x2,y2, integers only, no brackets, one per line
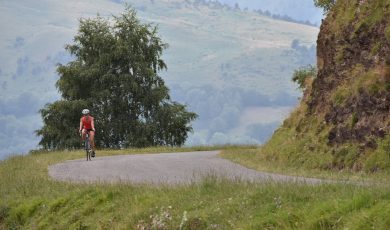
131,0,322,25
36,7,197,150
179,1,318,27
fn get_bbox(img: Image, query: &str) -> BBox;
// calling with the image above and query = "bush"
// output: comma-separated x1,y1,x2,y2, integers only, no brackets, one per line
292,65,317,91
314,0,336,13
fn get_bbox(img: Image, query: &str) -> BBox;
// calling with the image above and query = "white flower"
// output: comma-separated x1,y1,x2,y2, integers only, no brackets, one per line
179,211,188,230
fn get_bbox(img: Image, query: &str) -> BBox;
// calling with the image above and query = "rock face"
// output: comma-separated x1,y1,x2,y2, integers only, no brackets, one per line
260,0,390,172
309,0,390,149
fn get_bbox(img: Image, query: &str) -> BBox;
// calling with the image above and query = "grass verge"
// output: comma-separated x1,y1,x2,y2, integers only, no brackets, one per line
0,147,389,229
220,146,390,183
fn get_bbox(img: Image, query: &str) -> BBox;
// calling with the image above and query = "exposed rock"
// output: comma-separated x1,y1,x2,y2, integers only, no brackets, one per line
307,0,390,150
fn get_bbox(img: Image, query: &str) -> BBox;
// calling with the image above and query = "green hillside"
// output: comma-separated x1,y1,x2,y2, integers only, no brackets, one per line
134,0,317,93
0,0,318,98
114,0,319,145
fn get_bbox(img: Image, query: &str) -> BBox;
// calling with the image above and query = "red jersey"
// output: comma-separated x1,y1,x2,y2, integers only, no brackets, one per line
81,115,94,130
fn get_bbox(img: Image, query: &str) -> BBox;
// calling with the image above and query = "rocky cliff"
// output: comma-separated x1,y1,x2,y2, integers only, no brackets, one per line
264,0,390,172
313,0,390,147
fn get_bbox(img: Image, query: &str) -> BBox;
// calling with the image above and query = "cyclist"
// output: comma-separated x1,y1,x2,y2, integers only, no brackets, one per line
79,109,96,157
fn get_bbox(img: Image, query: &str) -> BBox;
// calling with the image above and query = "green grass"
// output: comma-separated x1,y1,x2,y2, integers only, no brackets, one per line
1,146,389,229
220,145,390,183
330,64,388,106
220,104,390,182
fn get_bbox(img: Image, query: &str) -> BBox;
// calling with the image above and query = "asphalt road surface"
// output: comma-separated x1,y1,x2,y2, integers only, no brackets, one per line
49,151,324,185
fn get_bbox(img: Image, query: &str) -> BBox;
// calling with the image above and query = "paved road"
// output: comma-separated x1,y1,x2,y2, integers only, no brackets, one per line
49,151,324,185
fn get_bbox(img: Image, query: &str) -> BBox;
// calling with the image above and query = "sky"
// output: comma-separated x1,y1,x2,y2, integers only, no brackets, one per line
0,0,323,159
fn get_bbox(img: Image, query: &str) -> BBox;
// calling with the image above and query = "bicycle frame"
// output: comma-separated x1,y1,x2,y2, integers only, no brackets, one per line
85,132,92,161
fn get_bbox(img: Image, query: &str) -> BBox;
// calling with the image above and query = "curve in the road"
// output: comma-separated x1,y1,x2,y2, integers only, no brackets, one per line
49,151,325,185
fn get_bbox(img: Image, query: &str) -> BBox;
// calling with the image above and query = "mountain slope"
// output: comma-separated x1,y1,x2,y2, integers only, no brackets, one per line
218,0,323,25
0,0,318,157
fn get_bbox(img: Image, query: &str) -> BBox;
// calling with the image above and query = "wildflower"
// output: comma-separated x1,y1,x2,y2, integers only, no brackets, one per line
274,196,282,209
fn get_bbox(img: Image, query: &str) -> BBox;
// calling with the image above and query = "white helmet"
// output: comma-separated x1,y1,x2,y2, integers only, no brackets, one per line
82,109,90,115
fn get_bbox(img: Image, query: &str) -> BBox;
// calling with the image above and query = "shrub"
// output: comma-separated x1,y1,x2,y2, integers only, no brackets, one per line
292,65,317,91
314,0,336,13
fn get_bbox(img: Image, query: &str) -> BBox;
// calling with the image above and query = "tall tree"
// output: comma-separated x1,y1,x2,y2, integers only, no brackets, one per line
36,7,197,149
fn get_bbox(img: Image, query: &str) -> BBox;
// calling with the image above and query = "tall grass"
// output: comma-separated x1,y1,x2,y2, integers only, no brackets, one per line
0,147,389,229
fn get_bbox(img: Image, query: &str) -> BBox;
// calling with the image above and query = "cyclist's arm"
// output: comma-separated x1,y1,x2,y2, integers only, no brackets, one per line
91,117,95,131
79,118,83,132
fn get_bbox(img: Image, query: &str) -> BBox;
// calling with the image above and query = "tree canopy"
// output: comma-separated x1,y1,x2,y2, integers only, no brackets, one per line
36,7,197,149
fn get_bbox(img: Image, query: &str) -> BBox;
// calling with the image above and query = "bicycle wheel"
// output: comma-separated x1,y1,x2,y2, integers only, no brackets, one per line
85,134,91,161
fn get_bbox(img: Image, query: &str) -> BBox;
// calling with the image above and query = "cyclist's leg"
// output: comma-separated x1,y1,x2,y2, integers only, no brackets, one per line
89,131,95,150
81,129,87,141
89,130,96,157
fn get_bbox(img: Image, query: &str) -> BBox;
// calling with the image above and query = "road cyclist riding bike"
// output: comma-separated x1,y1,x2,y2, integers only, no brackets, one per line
79,109,96,158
